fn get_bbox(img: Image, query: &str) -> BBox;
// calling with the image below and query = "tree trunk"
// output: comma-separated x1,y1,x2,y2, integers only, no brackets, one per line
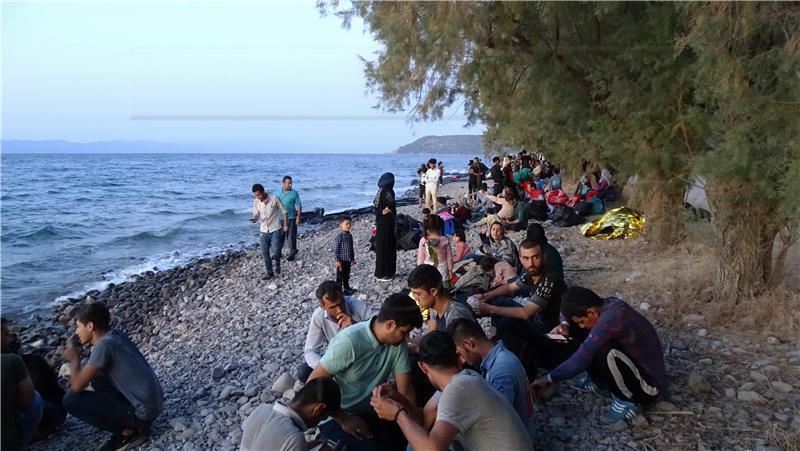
635,174,685,247
707,182,781,303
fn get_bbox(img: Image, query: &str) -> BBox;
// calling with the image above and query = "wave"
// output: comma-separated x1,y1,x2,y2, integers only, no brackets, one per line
1,224,88,243
109,226,183,246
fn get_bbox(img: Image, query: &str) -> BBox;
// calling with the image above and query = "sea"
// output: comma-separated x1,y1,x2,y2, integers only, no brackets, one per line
1,152,471,318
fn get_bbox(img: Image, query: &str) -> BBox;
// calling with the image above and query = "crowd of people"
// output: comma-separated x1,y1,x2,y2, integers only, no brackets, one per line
1,154,661,451
240,152,665,451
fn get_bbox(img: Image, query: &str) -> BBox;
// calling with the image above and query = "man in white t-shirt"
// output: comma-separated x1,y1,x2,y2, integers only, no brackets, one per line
370,331,533,451
423,159,442,210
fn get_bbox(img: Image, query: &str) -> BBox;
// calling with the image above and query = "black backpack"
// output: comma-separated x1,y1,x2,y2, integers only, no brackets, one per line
397,230,422,251
549,205,584,227
526,200,548,221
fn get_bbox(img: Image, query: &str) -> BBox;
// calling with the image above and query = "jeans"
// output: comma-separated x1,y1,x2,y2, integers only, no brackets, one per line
259,230,284,276
63,376,152,435
295,362,314,383
15,391,44,450
282,219,298,257
318,412,407,451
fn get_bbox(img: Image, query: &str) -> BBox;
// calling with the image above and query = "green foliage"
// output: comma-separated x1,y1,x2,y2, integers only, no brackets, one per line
321,1,800,290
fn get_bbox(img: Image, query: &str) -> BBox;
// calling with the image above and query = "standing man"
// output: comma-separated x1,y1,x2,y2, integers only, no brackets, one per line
275,176,302,261
489,156,504,195
251,183,288,280
423,159,441,211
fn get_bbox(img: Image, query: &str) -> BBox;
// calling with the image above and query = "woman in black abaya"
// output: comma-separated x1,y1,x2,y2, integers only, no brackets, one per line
374,172,397,281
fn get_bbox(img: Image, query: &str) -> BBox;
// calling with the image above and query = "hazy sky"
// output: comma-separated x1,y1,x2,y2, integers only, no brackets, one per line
2,1,481,153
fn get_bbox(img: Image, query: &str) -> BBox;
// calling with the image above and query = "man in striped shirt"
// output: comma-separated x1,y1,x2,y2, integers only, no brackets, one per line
240,378,341,451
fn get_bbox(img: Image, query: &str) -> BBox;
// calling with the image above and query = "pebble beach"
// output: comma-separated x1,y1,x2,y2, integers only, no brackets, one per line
11,179,799,451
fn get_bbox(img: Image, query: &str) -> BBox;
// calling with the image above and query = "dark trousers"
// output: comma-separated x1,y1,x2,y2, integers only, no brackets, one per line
259,230,284,276
318,411,407,451
336,261,352,290
296,362,314,383
589,345,661,404
490,299,581,380
282,220,298,256
468,176,477,194
63,376,152,435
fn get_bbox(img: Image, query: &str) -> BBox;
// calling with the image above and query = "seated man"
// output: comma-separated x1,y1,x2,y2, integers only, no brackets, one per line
2,352,41,451
299,281,372,382
473,240,564,334
448,319,535,440
525,223,564,281
241,377,342,451
408,264,476,333
370,331,533,451
531,286,668,424
308,293,423,451
2,318,66,445
62,303,164,450
500,191,529,232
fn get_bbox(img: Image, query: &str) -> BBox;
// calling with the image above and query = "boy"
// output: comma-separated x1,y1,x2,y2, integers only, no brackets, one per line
333,216,356,295
241,377,342,451
62,303,163,450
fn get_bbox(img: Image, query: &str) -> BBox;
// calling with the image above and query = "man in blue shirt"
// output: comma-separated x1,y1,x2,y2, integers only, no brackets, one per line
274,176,302,261
448,319,535,440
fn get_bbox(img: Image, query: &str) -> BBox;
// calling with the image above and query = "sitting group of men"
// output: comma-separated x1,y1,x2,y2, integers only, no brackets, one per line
242,221,668,451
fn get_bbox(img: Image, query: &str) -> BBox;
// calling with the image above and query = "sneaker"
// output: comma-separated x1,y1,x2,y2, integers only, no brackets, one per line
274,262,281,275
98,431,147,451
286,254,296,262
600,395,642,424
375,276,392,282
344,288,357,296
262,273,274,281
566,371,608,397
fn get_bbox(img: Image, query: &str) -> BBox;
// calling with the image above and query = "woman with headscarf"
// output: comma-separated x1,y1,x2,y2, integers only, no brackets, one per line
374,172,397,281
479,222,519,267
598,169,613,194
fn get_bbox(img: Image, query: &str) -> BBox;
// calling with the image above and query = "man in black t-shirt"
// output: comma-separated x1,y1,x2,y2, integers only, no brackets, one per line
472,240,572,377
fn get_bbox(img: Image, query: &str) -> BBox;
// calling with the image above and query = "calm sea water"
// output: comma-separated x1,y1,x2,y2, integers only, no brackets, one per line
1,152,470,317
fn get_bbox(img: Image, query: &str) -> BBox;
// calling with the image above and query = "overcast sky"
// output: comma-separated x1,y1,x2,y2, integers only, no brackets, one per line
2,1,481,153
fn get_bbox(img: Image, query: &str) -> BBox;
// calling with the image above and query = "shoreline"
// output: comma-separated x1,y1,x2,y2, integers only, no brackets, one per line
11,173,469,325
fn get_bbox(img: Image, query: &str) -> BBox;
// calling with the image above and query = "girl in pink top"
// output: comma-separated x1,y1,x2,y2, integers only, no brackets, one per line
417,215,454,281
451,229,470,262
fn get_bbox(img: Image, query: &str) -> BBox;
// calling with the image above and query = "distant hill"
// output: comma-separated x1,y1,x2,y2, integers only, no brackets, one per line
391,135,483,155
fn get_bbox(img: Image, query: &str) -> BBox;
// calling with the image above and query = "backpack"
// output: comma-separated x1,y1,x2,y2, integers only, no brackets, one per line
397,230,421,251
575,201,593,217
549,205,584,227
437,212,457,236
526,200,548,221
